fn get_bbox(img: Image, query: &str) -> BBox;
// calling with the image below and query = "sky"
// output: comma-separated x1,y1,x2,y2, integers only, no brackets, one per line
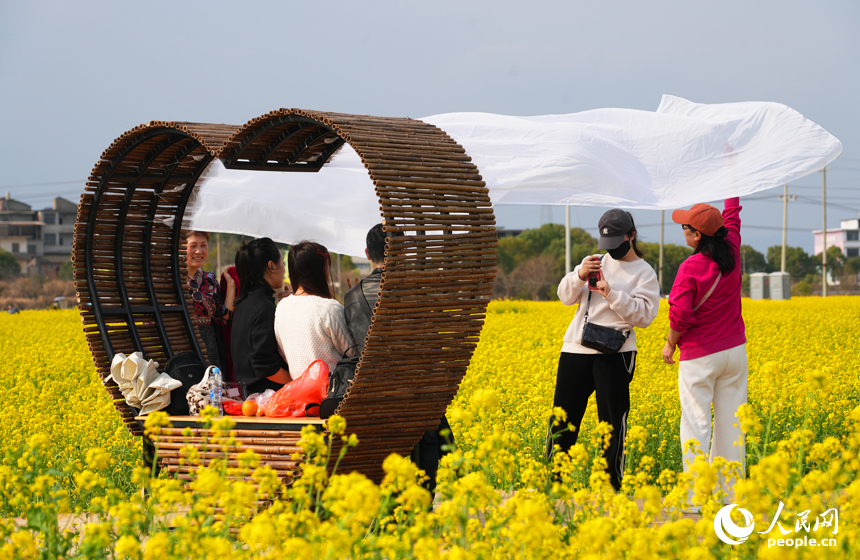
1,1,858,255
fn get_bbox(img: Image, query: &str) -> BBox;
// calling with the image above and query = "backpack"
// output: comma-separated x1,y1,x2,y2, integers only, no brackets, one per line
319,350,359,419
162,352,207,416
320,278,375,418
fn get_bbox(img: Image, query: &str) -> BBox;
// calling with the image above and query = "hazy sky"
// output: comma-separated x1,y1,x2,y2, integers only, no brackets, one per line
1,1,858,254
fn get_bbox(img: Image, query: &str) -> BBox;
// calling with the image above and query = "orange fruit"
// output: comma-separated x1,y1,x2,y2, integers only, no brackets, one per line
242,400,259,416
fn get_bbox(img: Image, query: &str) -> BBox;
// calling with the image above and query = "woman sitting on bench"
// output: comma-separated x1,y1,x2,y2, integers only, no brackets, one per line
275,241,355,378
185,230,235,370
231,238,292,394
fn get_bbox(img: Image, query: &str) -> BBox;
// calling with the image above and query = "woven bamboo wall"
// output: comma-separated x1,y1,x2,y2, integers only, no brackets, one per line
218,110,497,481
75,110,496,482
73,122,241,435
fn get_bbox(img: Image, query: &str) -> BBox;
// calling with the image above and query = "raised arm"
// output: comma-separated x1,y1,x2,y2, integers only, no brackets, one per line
723,197,742,250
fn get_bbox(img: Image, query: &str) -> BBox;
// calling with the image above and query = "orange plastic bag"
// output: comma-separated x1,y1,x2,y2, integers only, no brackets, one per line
262,360,329,418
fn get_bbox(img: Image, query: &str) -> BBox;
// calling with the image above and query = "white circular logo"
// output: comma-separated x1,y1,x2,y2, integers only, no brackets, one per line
714,504,755,545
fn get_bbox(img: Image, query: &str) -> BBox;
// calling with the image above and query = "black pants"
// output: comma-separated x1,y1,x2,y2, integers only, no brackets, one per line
411,416,453,495
548,351,636,491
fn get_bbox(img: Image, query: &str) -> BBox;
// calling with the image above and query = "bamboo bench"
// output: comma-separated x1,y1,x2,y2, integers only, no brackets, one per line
75,109,496,483
135,415,326,483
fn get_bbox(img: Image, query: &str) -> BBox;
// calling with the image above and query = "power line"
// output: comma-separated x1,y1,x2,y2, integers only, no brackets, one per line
782,185,858,191
0,179,85,189
742,193,860,212
794,195,860,213
637,223,810,232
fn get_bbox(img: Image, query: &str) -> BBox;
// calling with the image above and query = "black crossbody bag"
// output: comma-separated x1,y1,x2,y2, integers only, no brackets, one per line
580,257,630,354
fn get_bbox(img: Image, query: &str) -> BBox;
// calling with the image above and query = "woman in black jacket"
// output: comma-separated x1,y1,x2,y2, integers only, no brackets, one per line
231,238,291,395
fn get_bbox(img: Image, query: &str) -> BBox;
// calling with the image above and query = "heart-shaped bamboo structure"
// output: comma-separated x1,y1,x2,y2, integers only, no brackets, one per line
73,110,496,482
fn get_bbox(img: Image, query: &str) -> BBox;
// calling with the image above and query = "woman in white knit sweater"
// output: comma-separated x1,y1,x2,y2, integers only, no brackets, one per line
275,241,355,379
549,209,660,490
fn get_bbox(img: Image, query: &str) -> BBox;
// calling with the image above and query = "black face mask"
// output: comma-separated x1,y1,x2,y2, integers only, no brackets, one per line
608,240,631,260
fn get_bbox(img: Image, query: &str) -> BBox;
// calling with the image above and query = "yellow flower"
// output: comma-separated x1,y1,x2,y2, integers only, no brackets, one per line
470,388,500,413
327,414,347,436
9,532,37,559
143,411,171,434
114,535,141,560
240,511,278,549
74,470,105,492
85,447,111,471
142,533,168,560
26,434,49,451
190,467,224,495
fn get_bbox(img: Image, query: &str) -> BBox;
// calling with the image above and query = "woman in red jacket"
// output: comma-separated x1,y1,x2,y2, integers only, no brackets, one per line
663,198,747,480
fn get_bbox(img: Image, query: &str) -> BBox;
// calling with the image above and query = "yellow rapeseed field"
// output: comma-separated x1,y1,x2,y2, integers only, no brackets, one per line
452,297,860,479
1,298,859,558
0,310,140,503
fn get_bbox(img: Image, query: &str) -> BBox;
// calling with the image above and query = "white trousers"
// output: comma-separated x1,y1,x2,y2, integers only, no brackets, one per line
678,343,748,472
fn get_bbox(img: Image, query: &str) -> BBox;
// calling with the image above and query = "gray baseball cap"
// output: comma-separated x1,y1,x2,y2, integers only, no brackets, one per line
597,209,633,249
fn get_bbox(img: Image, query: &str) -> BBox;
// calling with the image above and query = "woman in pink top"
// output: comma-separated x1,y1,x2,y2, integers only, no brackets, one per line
663,197,747,480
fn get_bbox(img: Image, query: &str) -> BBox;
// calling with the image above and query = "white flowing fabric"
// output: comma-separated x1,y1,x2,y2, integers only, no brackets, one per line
187,95,841,258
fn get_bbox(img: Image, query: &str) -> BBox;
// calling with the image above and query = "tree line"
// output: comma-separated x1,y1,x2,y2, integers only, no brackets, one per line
740,244,860,295
492,224,860,300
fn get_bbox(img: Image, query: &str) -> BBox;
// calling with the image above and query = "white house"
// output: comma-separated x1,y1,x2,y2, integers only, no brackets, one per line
0,193,77,275
813,214,860,259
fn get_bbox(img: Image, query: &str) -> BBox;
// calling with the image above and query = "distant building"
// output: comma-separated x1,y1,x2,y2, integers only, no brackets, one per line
0,193,77,276
842,217,860,259
812,214,860,259
353,256,372,275
497,227,523,239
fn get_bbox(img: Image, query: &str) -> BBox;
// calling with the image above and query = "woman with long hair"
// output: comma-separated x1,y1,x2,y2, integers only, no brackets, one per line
231,237,291,394
550,209,660,491
663,198,746,489
275,241,355,378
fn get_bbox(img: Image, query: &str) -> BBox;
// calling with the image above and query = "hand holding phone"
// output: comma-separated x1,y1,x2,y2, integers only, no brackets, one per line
588,268,602,290
577,255,602,290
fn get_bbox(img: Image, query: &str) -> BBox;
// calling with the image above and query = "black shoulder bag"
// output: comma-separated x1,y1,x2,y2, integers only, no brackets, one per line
580,258,630,354
319,280,374,418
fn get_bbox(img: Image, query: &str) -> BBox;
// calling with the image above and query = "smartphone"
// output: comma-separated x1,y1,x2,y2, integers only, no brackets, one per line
588,269,602,290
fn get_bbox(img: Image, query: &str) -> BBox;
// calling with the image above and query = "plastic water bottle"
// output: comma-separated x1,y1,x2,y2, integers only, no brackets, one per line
209,367,223,416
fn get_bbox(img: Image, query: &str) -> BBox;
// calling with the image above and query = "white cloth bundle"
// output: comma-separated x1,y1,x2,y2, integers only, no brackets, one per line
106,352,181,415
186,95,842,258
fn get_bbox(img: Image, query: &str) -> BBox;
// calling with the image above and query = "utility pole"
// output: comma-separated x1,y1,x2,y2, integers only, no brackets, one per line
822,168,828,297
216,232,222,278
565,205,571,274
336,252,342,300
658,210,664,293
778,185,797,273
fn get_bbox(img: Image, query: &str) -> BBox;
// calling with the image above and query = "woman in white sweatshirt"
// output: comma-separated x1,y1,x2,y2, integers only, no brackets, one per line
549,209,660,490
